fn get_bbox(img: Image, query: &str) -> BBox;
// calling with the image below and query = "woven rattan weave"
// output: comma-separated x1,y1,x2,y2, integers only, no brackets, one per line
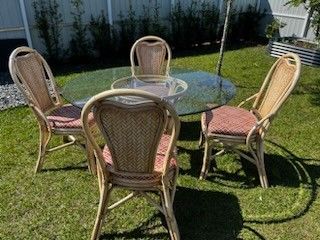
82,89,181,240
200,53,301,188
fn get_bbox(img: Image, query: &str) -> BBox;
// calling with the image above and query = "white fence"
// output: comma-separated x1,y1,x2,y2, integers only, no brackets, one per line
0,0,315,52
260,0,314,40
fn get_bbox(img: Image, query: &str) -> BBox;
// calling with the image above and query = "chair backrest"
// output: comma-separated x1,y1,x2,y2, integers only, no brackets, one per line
253,53,301,119
130,36,172,76
9,46,61,113
82,89,180,176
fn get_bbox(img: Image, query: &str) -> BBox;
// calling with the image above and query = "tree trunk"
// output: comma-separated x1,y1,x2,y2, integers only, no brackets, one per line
216,0,233,76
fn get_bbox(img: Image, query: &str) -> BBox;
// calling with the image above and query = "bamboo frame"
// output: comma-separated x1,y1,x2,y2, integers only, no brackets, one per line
200,53,301,188
130,35,172,77
81,89,181,240
9,46,96,174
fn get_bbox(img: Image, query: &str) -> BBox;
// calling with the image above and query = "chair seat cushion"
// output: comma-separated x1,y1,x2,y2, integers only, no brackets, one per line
102,134,177,185
48,105,94,129
202,106,258,137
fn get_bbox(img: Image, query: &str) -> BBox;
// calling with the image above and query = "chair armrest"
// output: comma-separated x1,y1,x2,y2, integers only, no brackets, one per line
246,112,276,144
30,104,51,132
237,93,259,108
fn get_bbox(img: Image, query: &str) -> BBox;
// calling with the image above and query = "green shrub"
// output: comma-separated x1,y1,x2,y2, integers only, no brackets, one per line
69,0,90,61
32,0,63,62
117,4,137,55
89,11,114,58
138,2,167,38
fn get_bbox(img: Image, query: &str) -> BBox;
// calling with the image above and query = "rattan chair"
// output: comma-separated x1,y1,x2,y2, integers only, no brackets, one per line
199,53,301,188
9,46,96,173
81,89,181,240
130,35,172,76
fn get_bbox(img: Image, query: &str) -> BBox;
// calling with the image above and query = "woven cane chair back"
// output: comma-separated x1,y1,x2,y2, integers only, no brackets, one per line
9,47,61,113
130,36,172,76
96,102,166,173
82,89,180,177
253,53,301,119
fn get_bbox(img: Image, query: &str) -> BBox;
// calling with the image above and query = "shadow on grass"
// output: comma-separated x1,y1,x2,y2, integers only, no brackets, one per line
42,165,88,172
101,187,244,240
100,214,169,240
293,79,320,106
179,120,202,141
174,187,243,240
244,140,319,224
179,139,319,226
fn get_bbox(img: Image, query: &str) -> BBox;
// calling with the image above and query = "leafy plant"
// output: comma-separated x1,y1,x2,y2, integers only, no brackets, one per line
117,4,137,55
265,18,287,40
170,1,219,49
32,0,63,62
198,1,219,43
69,0,90,60
227,4,265,42
237,5,265,41
138,1,167,38
170,1,186,48
286,0,320,42
89,11,114,58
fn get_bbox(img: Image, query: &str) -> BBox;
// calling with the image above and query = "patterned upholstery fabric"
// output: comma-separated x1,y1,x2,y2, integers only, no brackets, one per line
202,106,258,136
48,105,94,129
102,134,177,182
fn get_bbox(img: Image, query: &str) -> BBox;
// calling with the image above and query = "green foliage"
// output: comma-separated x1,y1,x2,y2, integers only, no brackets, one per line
70,0,90,61
265,18,287,39
170,1,219,49
32,0,63,62
138,2,167,38
286,0,320,42
227,4,265,42
89,11,114,58
237,5,265,40
117,4,137,55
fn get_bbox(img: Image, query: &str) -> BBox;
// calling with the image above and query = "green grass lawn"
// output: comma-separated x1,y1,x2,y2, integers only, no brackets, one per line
1,45,320,239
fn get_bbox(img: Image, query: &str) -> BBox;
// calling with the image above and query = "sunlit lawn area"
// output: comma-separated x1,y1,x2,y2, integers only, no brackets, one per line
1,45,320,239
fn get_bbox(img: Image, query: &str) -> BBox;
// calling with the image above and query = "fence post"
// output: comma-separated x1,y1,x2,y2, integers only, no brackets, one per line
301,6,311,38
19,0,33,48
107,0,113,25
256,0,261,12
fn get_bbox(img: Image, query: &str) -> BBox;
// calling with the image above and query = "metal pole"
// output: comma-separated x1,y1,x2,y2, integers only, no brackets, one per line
216,0,233,76
107,0,113,25
19,0,33,48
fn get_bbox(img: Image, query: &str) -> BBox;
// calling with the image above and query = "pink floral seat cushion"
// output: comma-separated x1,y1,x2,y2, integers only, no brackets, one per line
202,106,258,137
102,134,177,185
48,105,94,129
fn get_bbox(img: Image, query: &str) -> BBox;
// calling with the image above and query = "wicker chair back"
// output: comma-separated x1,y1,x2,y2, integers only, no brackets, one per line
130,36,171,76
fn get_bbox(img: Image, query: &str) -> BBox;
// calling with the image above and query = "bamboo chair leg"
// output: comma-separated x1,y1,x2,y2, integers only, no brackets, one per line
161,187,180,240
200,139,212,180
91,184,111,240
35,128,51,173
198,131,204,147
86,140,97,175
170,169,179,204
257,142,269,188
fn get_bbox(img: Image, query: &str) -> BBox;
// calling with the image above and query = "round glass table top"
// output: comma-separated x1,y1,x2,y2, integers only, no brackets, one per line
62,66,236,116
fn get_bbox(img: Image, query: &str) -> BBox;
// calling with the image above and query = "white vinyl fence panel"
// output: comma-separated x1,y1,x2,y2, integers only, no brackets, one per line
1,0,315,53
260,0,314,40
0,0,25,39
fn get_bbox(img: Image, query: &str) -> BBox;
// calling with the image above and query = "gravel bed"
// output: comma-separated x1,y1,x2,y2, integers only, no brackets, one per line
0,84,26,110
